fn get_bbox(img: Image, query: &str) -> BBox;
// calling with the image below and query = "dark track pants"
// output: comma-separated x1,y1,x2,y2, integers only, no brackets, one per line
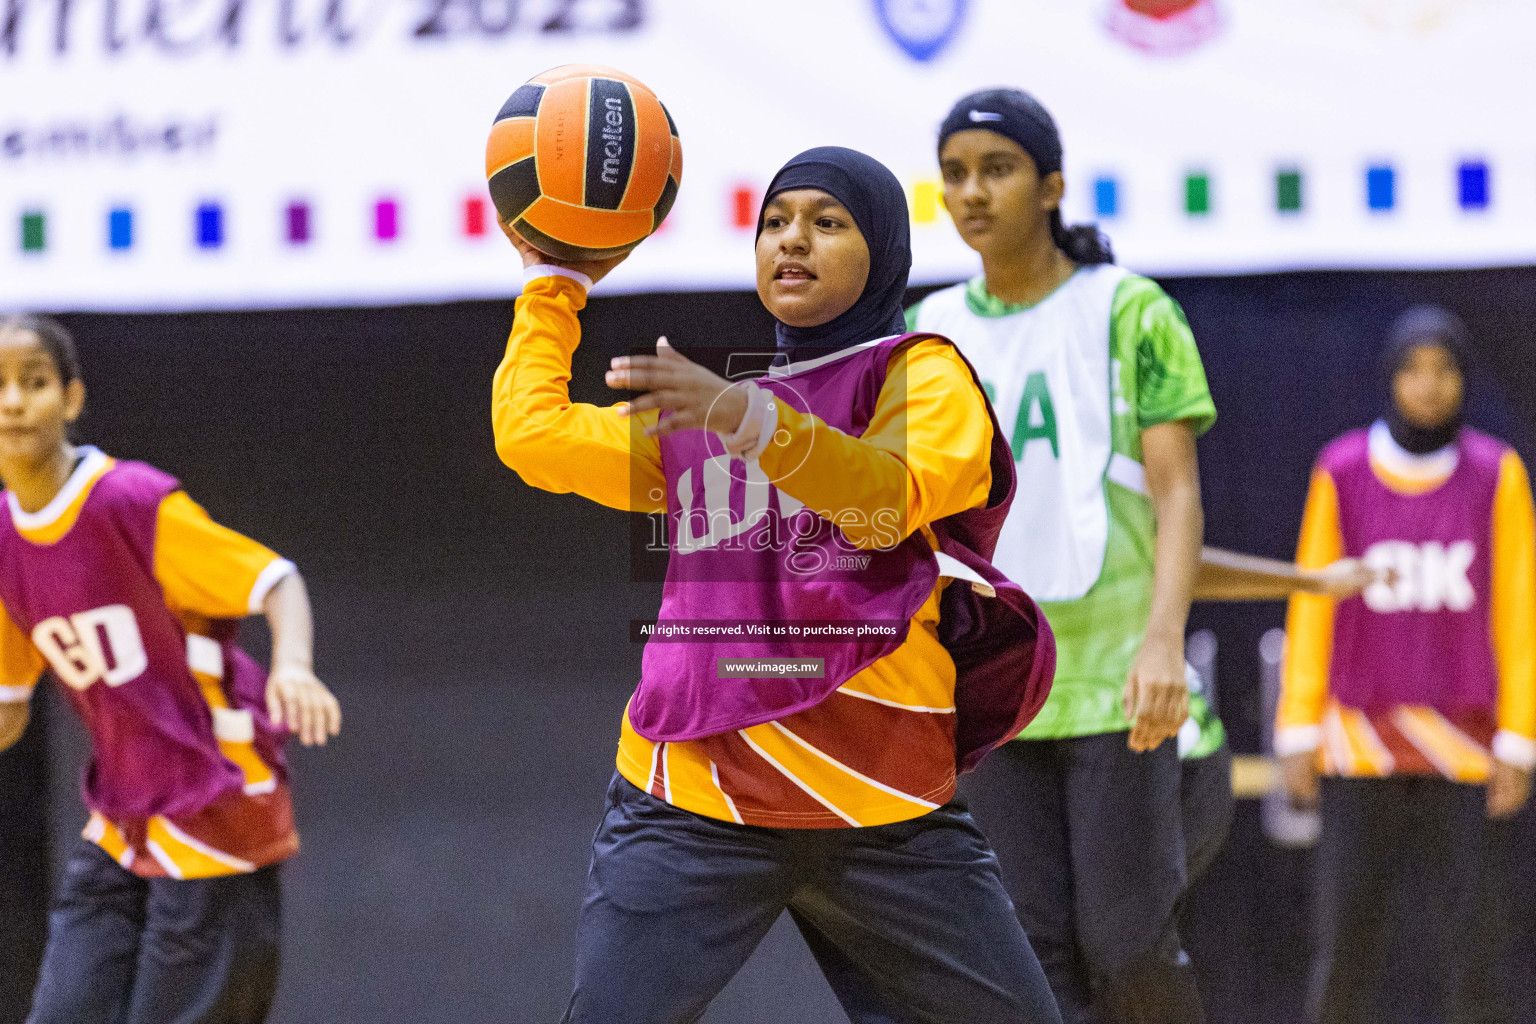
562,774,1062,1024
1181,741,1234,884
1309,776,1514,1024
28,839,281,1024
961,733,1205,1024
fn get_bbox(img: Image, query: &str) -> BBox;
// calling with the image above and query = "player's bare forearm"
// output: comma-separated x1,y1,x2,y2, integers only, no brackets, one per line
262,571,341,746
1195,547,1306,601
1144,422,1202,650
0,702,29,752
264,572,313,674
1196,548,1380,601
1125,421,1202,751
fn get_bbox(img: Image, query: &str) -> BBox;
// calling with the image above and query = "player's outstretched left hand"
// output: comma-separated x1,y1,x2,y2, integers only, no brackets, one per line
1310,557,1385,599
1123,635,1190,753
267,665,342,747
607,337,751,439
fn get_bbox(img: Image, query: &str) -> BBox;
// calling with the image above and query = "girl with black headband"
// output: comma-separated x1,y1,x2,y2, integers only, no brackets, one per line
1278,305,1534,1023
908,87,1216,1024
493,146,1062,1023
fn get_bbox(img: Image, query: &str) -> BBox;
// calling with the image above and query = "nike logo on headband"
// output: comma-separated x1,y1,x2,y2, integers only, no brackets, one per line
968,110,1003,122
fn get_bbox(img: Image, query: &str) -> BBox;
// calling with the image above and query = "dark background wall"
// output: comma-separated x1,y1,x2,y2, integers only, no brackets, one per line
2,266,1535,1023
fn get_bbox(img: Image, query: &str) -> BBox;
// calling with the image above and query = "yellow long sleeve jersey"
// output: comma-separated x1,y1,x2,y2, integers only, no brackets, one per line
1278,422,1536,779
493,270,995,827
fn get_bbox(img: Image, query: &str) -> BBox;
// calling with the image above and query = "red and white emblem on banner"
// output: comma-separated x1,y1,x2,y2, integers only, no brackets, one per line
1104,0,1224,56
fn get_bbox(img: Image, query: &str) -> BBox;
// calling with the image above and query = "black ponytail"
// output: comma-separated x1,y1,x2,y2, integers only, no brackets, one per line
1049,209,1115,266
0,313,82,386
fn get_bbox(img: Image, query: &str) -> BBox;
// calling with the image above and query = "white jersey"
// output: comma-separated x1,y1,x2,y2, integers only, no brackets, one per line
910,267,1217,738
913,264,1131,602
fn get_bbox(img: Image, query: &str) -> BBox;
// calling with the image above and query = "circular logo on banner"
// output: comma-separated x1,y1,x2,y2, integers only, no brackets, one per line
873,0,968,62
1104,0,1224,56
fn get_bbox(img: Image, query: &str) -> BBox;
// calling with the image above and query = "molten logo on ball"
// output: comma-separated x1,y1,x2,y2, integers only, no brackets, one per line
601,97,626,185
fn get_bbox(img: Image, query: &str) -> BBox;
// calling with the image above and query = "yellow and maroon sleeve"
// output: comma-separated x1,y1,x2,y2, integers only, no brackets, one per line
492,268,666,513
153,492,296,619
1489,450,1536,770
0,599,45,702
756,339,993,549
1277,466,1344,757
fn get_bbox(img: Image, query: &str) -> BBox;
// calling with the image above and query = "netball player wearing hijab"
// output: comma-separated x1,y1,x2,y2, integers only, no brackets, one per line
0,314,341,1024
1279,306,1534,1024
907,88,1215,1023
494,146,1062,1023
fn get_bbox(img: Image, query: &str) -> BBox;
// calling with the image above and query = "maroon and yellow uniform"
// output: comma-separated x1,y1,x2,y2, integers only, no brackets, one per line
1280,423,1536,779
0,449,298,878
495,273,997,828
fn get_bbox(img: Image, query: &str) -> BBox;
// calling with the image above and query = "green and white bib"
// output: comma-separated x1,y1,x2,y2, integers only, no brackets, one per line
910,267,1216,739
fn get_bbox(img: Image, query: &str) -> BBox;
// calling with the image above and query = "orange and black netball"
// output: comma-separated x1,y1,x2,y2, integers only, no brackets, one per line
485,64,682,262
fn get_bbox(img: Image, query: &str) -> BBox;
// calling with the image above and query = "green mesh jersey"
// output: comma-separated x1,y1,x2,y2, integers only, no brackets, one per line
908,269,1216,740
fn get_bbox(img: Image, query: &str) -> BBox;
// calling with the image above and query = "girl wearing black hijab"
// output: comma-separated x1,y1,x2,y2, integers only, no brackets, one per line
1279,305,1534,1023
493,146,1062,1023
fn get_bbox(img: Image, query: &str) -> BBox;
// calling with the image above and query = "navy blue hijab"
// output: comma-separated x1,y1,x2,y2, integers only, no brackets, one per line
1383,305,1470,454
757,147,912,362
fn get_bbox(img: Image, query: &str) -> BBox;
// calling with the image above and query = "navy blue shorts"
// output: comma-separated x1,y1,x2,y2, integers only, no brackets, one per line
28,838,281,1024
563,773,1061,1024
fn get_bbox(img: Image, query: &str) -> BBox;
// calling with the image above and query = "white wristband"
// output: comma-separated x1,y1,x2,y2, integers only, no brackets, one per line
743,386,780,461
1274,725,1323,757
720,383,774,460
720,383,758,453
522,264,593,292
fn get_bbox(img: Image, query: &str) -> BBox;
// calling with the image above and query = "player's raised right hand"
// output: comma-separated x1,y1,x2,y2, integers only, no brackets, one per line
501,221,631,285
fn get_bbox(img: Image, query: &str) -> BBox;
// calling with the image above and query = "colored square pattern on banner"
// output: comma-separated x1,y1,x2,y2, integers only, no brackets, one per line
108,208,133,250
287,202,311,245
197,203,223,249
10,153,1521,270
1185,173,1210,216
375,199,399,241
1277,170,1302,213
463,197,487,237
732,187,757,230
911,181,940,223
1459,161,1489,210
1094,177,1119,218
1367,166,1395,211
21,211,45,252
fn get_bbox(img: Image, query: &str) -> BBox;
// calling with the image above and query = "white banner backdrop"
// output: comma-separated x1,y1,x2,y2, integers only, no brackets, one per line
2,0,1534,310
